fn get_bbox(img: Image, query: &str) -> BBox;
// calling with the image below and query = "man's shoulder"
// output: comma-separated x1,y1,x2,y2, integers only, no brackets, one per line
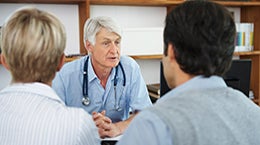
120,55,139,69
48,105,99,143
56,104,93,124
59,56,86,75
120,55,135,62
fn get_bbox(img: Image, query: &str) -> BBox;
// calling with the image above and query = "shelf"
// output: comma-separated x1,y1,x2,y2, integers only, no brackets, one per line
65,54,163,62
129,50,260,59
90,0,260,7
215,1,260,7
131,51,260,59
64,51,260,62
129,54,162,59
90,0,184,6
65,55,83,62
2,0,260,6
0,0,85,4
234,50,260,56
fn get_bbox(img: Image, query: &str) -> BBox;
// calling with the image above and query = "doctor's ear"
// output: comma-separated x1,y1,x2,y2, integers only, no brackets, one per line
85,41,93,52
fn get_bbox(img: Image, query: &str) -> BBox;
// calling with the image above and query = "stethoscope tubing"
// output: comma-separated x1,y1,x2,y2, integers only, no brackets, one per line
82,56,126,107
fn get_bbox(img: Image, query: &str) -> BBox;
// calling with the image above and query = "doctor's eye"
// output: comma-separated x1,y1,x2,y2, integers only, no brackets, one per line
102,41,111,47
115,40,121,46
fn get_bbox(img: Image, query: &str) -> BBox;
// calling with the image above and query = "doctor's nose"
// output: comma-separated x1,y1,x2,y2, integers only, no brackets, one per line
110,42,120,53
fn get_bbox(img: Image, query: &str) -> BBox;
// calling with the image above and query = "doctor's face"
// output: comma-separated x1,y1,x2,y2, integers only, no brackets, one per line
90,28,121,69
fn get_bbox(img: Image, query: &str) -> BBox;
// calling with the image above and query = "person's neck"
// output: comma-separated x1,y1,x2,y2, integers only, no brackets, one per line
168,65,195,89
97,69,110,88
12,80,52,87
46,81,52,86
175,72,194,87
91,62,111,89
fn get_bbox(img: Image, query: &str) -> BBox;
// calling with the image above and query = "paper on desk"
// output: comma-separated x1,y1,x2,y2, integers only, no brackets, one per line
101,134,122,141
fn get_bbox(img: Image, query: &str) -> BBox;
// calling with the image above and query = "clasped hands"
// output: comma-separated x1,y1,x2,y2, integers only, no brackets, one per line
92,110,122,138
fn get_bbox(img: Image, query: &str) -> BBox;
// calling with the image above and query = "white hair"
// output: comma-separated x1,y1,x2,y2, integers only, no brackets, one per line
83,16,121,48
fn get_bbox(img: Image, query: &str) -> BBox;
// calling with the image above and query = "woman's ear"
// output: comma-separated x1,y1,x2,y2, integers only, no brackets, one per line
0,54,10,70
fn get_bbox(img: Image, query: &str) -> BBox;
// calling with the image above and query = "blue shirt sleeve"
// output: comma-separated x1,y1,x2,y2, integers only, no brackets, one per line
116,110,173,145
52,71,66,102
120,56,152,111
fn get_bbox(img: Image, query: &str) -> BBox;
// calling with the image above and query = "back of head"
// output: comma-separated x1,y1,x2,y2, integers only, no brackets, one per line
83,16,121,46
1,7,66,83
163,0,236,77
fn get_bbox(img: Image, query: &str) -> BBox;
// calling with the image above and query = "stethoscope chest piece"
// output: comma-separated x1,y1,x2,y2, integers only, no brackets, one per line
82,96,90,106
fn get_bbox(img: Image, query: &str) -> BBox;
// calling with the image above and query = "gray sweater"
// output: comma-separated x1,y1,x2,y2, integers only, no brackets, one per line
151,87,260,145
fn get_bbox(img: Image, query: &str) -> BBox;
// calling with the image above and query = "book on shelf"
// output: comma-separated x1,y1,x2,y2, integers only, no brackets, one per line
147,83,160,95
235,23,254,52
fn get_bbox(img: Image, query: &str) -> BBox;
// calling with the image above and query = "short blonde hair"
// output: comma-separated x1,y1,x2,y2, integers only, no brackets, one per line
1,7,66,83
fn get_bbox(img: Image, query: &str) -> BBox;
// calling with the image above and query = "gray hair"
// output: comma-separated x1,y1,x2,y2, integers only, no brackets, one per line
83,16,121,47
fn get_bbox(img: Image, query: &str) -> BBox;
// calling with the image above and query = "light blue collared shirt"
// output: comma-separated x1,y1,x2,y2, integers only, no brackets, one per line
52,55,152,122
117,76,227,145
158,75,227,103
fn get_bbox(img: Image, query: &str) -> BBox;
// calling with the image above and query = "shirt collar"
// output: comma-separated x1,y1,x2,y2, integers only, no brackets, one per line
158,75,227,103
87,55,117,83
3,82,65,105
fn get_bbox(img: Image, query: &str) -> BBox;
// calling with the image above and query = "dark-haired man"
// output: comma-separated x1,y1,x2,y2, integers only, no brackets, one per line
117,0,260,145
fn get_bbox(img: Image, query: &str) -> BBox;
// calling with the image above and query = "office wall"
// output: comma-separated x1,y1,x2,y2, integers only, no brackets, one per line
0,3,80,55
136,59,161,84
90,5,166,56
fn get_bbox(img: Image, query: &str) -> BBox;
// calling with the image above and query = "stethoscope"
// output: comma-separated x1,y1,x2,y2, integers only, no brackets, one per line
82,56,126,111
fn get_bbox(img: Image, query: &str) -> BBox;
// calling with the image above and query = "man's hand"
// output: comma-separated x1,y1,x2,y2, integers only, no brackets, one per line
92,110,111,128
92,110,122,138
98,121,122,138
92,110,137,138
